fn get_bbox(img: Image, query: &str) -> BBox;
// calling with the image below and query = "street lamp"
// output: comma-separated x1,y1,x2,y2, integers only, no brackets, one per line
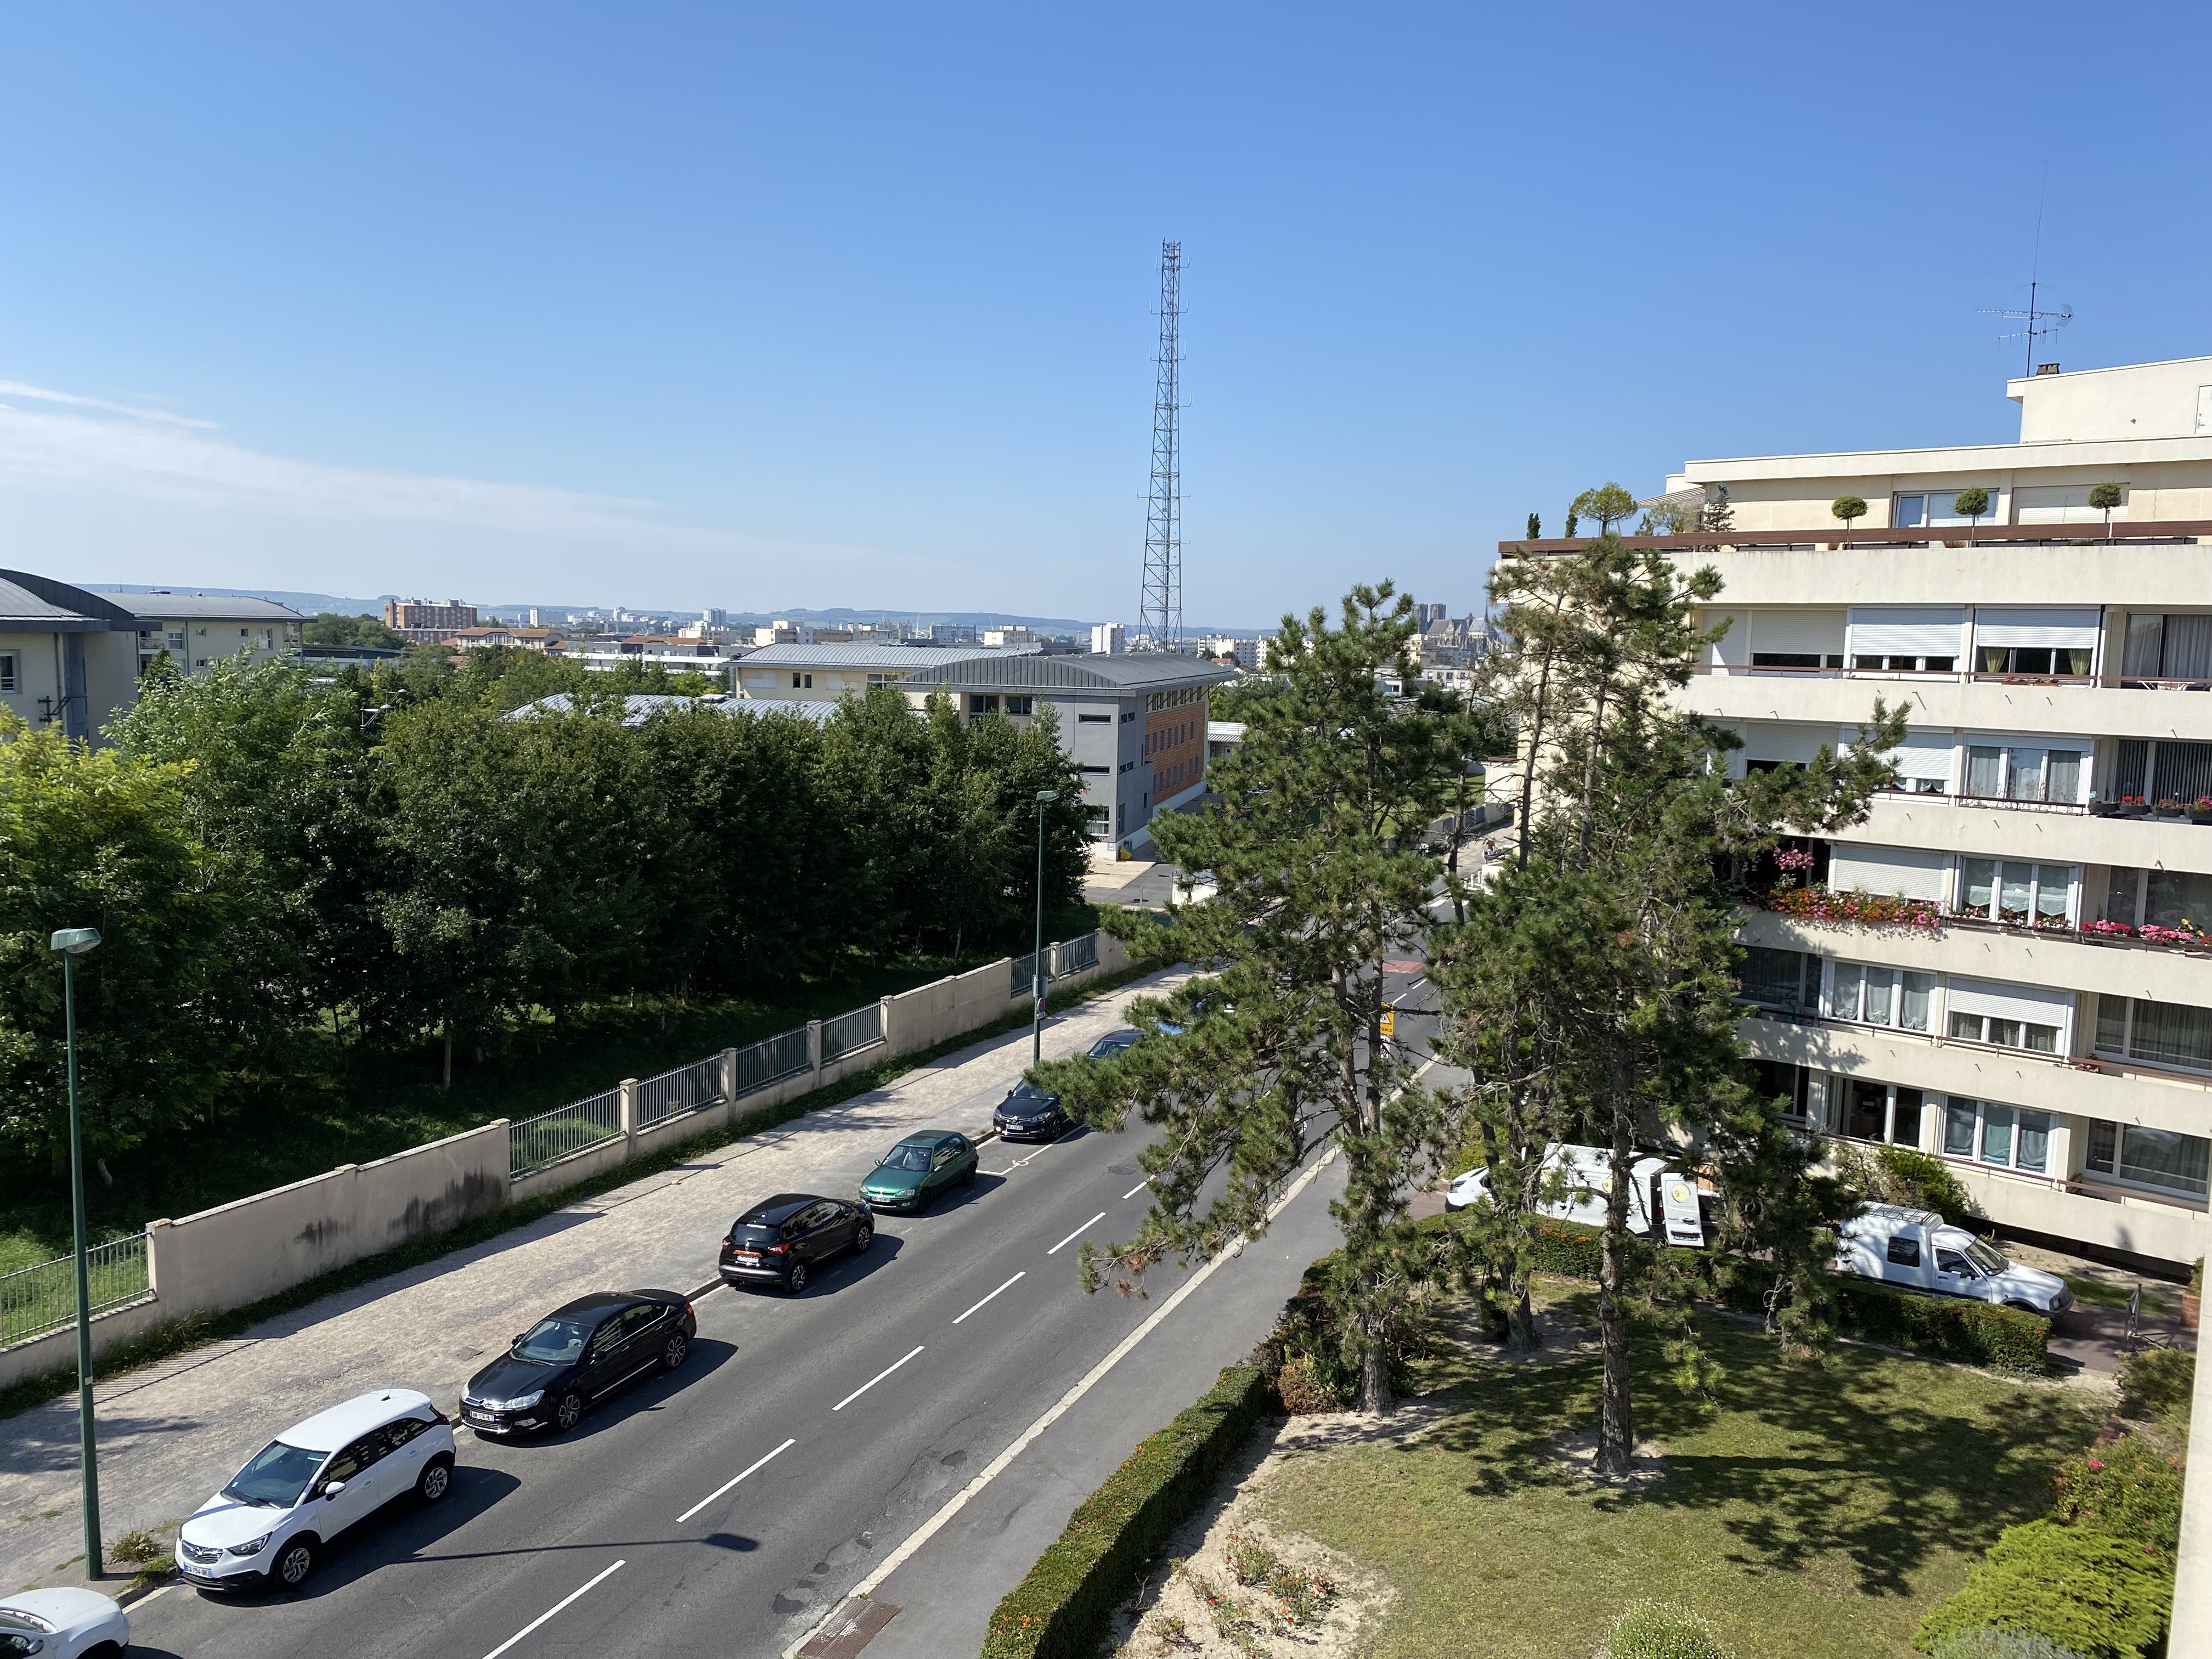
48,927,103,1581
1032,791,1059,1067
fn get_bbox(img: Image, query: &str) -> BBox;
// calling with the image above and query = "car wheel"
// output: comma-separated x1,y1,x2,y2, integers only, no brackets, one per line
786,1260,810,1295
416,1454,453,1504
854,1221,873,1254
663,1330,690,1370
554,1390,584,1433
274,1536,317,1590
962,1163,977,1186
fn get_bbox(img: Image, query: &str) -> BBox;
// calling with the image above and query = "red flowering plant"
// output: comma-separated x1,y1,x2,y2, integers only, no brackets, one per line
1764,884,1943,932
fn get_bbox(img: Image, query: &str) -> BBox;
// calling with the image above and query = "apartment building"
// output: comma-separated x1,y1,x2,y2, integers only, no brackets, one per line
0,571,141,741
125,592,305,675
1645,353,2212,1269
731,642,1039,703
383,597,478,643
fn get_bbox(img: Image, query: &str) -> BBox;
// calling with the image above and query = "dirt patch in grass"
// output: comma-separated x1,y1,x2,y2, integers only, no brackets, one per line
1244,1280,2098,1659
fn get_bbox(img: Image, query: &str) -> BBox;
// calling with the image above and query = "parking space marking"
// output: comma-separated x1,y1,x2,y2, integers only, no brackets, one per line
952,1272,1025,1325
480,1558,625,1659
1047,1213,1105,1255
832,1345,926,1412
675,1437,798,1525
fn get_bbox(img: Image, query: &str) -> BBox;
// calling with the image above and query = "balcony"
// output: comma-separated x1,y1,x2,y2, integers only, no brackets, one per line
1681,664,2212,746
1820,792,2212,873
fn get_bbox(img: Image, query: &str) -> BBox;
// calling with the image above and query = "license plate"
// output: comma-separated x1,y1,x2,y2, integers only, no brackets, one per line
733,1252,759,1263
187,1568,220,1582
467,1410,495,1423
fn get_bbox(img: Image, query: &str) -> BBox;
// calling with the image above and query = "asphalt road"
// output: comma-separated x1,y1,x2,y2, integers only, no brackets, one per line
121,1103,1345,1659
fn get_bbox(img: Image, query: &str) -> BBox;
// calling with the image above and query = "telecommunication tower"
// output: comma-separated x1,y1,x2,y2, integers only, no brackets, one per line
1138,240,1182,651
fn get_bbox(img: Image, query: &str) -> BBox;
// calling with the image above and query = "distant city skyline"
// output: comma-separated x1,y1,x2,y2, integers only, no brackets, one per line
3,4,2203,618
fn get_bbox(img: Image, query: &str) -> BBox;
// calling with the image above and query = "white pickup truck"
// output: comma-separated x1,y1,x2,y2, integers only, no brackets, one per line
1834,1204,2073,1316
1445,1143,1709,1248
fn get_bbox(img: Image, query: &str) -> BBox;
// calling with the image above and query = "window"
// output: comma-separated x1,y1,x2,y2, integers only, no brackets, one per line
791,673,814,690
2103,866,2212,932
968,693,1000,715
1852,653,1955,673
1958,860,2074,926
1740,947,1810,1011
1886,1237,1921,1267
1893,490,2000,529
2085,1120,2211,1197
1080,764,1110,775
1961,745,2085,804
1079,712,1111,724
2096,995,2212,1072
1938,1097,2049,1172
1004,695,1033,716
1946,1009,2059,1052
1749,1058,1813,1121
1750,651,1843,669
1085,806,1111,841
2111,738,2212,806
1828,962,1932,1032
2120,613,2212,682
1979,645,2093,676
1842,1080,1923,1146
0,653,13,693
165,630,184,652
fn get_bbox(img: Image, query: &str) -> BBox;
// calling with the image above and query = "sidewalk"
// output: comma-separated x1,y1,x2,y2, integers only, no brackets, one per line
0,973,1177,1594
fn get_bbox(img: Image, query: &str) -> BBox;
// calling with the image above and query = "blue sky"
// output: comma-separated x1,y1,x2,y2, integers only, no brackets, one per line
0,3,2202,627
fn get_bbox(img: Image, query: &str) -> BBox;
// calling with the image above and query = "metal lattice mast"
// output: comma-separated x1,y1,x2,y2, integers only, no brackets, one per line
1139,240,1182,650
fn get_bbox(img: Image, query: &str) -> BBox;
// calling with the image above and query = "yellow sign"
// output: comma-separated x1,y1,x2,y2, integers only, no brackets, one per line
1379,1007,1396,1039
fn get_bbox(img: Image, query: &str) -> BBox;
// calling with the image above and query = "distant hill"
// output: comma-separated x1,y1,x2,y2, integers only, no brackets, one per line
88,584,394,616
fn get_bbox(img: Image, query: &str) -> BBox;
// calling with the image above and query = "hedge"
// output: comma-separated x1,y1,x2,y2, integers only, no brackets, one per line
1468,1215,2047,1370
981,1364,1269,1659
1912,1519,2171,1658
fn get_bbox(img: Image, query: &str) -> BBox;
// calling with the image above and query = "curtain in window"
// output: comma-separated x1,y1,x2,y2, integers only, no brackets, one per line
1829,962,1863,1020
1962,857,1997,915
2123,613,2165,676
1980,1105,2015,1165
2126,998,2212,1070
1998,865,2032,921
2035,866,2071,923
2095,995,2129,1054
2118,1127,2212,1197
1863,969,1894,1026
1943,1101,1977,1157
1740,947,1805,1009
2163,614,2212,679
2152,741,2212,805
2113,739,2151,799
2017,1111,2051,1173
1966,747,2003,797
1901,972,1933,1032
2006,749,2046,802
2045,751,2083,803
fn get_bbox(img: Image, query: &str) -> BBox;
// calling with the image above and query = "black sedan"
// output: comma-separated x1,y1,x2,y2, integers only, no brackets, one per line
719,1193,873,1294
994,1082,1070,1142
1085,1029,1139,1060
460,1289,696,1436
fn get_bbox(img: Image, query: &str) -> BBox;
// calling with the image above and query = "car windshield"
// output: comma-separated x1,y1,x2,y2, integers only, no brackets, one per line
879,1143,935,1171
1090,1036,1133,1057
513,1316,595,1363
222,1440,328,1509
1965,1239,2010,1275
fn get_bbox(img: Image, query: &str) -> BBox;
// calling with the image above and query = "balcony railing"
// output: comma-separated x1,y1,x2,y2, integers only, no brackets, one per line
1499,518,2212,558
1692,663,2212,693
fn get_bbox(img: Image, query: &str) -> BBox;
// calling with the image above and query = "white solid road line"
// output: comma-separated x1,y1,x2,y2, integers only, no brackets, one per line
1046,1212,1106,1255
832,1344,926,1412
952,1271,1025,1325
675,1436,798,1525
1122,1181,1147,1200
785,1142,1343,1659
479,1558,626,1659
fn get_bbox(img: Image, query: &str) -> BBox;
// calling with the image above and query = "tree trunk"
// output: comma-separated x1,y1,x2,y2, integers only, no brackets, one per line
442,1023,454,1091
1357,1314,1393,1414
1595,1036,1637,1476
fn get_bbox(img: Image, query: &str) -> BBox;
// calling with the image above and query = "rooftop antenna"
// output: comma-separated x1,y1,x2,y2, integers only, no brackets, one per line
1138,240,1182,652
1979,166,2070,377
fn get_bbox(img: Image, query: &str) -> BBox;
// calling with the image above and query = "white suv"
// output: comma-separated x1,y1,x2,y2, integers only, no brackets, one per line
175,1389,456,1592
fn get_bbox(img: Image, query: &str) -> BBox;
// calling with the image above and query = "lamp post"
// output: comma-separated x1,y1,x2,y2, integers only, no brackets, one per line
1032,791,1058,1067
49,926,103,1581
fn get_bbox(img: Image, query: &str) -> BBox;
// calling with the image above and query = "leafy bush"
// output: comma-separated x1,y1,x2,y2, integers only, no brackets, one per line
983,1365,1268,1659
2117,1347,2193,1430
1252,1257,1430,1408
1913,1520,2170,1658
1925,1630,2089,1659
1832,1277,2049,1370
1871,1146,1977,1226
2049,1437,2183,1561
1607,1599,1733,1658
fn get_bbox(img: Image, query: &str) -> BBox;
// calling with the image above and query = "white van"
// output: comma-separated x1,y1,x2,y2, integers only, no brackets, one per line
1835,1205,2072,1315
1446,1143,1709,1248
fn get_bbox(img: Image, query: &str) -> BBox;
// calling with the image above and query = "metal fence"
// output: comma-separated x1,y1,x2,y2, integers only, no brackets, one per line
0,1233,153,1350
637,1056,723,1127
820,1003,883,1062
510,1087,623,1177
1054,932,1099,976
735,1028,812,1097
1011,950,1042,998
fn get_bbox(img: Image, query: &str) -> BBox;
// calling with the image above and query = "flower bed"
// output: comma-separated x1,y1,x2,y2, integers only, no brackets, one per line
1763,885,1943,931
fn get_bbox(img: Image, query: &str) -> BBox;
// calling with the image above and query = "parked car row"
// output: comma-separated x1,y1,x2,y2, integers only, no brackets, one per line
167,1032,1141,1597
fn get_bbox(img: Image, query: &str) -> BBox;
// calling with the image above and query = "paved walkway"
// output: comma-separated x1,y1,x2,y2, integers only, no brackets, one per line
0,973,1178,1593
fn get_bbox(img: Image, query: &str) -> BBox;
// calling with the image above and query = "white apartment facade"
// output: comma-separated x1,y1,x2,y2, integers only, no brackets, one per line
1612,356,2212,1268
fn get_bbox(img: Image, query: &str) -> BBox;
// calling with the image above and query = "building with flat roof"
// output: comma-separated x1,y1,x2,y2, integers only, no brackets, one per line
898,651,1235,850
384,597,478,643
449,625,567,653
1503,352,2212,1268
732,642,1040,703
123,591,306,676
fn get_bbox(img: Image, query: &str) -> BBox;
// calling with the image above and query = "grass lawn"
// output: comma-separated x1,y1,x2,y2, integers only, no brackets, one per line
0,927,1102,1273
1260,1282,2098,1658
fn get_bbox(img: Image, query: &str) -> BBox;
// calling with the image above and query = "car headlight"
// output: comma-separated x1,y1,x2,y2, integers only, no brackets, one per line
490,1390,545,1412
229,1532,274,1556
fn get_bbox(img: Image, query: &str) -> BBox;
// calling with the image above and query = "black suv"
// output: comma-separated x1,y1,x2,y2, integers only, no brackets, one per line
719,1193,874,1294
461,1290,696,1436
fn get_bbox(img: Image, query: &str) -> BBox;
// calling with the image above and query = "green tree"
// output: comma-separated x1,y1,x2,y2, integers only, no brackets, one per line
1446,535,1903,1471
1570,482,1640,535
1699,484,1735,534
304,611,401,649
1038,583,1466,1413
2090,481,2125,542
1953,487,1991,539
1526,512,1542,540
1830,495,1868,539
0,712,240,1168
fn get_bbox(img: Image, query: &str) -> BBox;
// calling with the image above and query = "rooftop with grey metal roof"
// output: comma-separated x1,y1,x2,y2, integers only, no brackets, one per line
0,570,140,631
736,642,1042,668
507,693,838,727
896,652,1238,692
120,592,308,622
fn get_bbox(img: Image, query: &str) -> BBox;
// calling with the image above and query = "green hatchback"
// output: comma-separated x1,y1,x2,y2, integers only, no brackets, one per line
859,1130,979,1213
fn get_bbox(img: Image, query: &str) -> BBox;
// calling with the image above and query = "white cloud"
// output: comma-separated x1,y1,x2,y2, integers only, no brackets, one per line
0,381,219,429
